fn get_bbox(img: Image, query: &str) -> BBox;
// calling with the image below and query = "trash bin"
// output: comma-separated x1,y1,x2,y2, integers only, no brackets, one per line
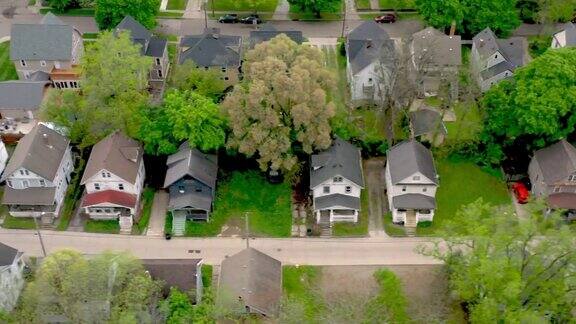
165,233,172,240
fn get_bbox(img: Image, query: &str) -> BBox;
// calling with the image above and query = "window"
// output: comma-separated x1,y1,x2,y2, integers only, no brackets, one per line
569,175,576,181
323,186,330,194
39,179,45,187
118,183,124,190
19,170,24,176
20,60,26,67
94,183,100,190
40,60,46,67
333,176,343,182
178,185,185,192
413,176,420,181
158,69,163,78
156,58,161,65
24,170,29,176
345,186,352,193
224,76,229,80
204,66,209,70
104,208,111,213
494,54,498,59
95,209,102,213
7,180,12,188
102,172,111,178
422,187,427,192
402,186,407,192
23,180,29,188
419,209,431,214
195,186,202,192
553,186,560,193
221,67,227,73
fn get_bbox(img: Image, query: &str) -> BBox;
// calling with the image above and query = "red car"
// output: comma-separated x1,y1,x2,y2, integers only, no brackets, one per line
512,182,530,204
374,14,397,23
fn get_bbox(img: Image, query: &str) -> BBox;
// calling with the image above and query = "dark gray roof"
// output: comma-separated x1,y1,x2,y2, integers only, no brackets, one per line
219,248,282,317
555,22,576,46
145,37,167,57
310,138,364,188
168,179,213,211
2,186,57,205
249,30,304,48
30,71,50,81
315,194,360,210
0,81,47,110
410,109,447,137
411,27,461,66
533,140,576,184
480,60,514,80
164,142,218,189
392,194,436,209
142,259,202,295
179,28,241,67
115,16,152,44
387,140,438,185
2,124,69,182
10,12,73,61
347,21,396,74
472,28,528,70
0,242,19,266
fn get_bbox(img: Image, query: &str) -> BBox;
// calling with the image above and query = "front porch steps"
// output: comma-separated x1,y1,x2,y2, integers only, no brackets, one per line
172,214,186,236
319,221,332,237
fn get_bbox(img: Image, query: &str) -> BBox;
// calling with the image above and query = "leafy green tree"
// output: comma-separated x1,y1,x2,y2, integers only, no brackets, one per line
222,35,336,172
48,0,73,12
287,0,341,18
537,0,576,23
170,60,227,102
481,47,576,163
137,104,179,155
420,200,576,322
95,0,159,30
414,0,464,31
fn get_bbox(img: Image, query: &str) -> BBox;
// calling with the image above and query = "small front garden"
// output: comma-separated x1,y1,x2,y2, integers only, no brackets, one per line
206,0,279,12
0,42,18,82
378,0,416,9
1,214,36,229
133,188,155,234
166,0,187,10
333,189,369,236
184,171,292,237
84,219,120,234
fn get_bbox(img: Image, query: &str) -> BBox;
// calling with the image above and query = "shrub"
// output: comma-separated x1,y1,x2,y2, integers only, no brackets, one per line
417,220,432,228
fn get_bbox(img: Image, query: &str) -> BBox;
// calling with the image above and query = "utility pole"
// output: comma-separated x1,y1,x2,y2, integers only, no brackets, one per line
244,212,250,248
211,0,215,18
33,214,47,257
340,0,346,38
204,0,208,29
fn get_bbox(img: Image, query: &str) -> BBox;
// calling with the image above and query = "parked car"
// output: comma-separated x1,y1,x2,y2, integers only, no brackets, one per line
374,14,397,23
218,14,238,23
512,181,530,204
240,14,262,24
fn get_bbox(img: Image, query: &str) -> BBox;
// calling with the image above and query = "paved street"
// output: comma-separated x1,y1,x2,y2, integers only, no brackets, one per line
0,228,440,265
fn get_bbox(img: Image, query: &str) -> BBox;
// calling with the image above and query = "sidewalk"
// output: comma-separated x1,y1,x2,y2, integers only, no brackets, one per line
146,191,168,236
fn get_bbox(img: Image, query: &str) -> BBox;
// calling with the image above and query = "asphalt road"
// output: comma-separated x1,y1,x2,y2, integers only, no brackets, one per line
0,229,440,265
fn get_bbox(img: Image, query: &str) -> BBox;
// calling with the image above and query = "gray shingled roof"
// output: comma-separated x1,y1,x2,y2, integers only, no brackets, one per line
115,16,152,44
10,12,73,61
532,140,576,185
556,22,576,46
142,259,201,295
392,193,436,209
0,81,48,110
168,179,213,211
411,27,461,67
219,248,282,317
315,194,360,210
164,142,218,189
387,140,438,185
346,21,396,75
249,30,304,48
179,28,241,67
2,124,69,182
480,60,515,79
410,109,447,137
0,242,20,267
2,186,57,205
146,37,167,57
81,131,143,185
472,28,528,72
310,138,364,188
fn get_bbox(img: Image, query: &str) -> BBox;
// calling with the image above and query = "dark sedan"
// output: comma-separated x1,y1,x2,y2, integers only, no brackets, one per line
240,15,262,24
374,13,397,23
218,14,238,23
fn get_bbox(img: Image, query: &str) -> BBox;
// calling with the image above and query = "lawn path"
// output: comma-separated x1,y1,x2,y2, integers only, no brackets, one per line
365,158,389,237
146,191,168,236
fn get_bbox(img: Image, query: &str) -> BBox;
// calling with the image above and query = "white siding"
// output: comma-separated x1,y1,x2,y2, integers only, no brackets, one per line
84,167,142,196
312,176,362,199
0,255,25,312
551,31,566,49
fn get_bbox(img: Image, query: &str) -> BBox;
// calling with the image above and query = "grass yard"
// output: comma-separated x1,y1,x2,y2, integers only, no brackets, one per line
0,42,18,81
1,215,36,229
202,264,213,287
383,212,407,236
156,11,184,18
444,101,483,142
528,35,552,58
283,266,324,321
84,219,120,234
164,212,173,235
133,188,155,234
289,0,342,19
207,0,279,12
56,158,86,231
333,190,369,236
355,0,371,9
378,0,415,9
185,171,292,237
82,33,99,39
166,0,187,10
39,8,95,16
417,157,510,235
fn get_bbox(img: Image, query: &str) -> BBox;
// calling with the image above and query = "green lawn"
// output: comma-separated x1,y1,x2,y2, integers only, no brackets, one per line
383,212,407,236
82,33,99,39
417,158,510,235
378,0,415,9
164,212,173,235
156,11,184,18
2,215,36,229
166,0,187,10
133,188,155,234
444,101,483,142
39,8,95,16
84,219,120,234
333,190,369,236
207,0,279,12
289,0,342,19
0,42,18,81
283,266,324,321
528,35,552,58
56,158,86,231
355,0,371,9
185,171,292,237
202,264,213,288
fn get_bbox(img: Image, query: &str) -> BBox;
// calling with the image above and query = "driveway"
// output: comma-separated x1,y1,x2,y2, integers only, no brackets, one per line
146,191,168,237
364,158,388,237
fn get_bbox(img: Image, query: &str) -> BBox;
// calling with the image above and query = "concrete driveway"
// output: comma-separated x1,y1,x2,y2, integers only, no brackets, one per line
146,191,168,237
364,158,388,238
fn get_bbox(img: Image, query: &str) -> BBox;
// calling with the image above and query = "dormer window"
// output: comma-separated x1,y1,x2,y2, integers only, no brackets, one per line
333,176,343,182
553,186,560,193
178,185,185,193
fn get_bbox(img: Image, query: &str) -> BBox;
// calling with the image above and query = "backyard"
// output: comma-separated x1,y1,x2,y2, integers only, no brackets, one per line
206,0,279,12
185,171,292,237
0,42,18,81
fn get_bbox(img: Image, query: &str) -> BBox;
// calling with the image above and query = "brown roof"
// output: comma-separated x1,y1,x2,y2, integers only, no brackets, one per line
142,259,202,294
219,248,282,317
81,131,143,185
82,190,137,208
1,124,69,182
548,193,576,210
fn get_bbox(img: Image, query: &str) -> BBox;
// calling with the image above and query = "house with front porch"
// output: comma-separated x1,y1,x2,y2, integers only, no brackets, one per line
163,142,218,236
385,140,438,227
1,124,73,224
310,138,364,225
0,242,25,312
80,131,145,233
10,12,83,89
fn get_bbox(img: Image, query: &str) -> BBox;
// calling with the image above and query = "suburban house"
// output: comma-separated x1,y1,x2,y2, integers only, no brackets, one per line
528,140,576,216
218,248,282,318
0,243,25,312
115,16,170,97
346,21,396,105
1,124,73,224
385,140,438,227
0,81,49,121
0,141,8,177
410,108,447,146
471,27,529,92
163,142,218,236
10,12,83,89
410,27,461,98
551,22,576,48
179,28,242,87
142,259,204,303
249,25,304,48
310,138,364,225
80,131,145,233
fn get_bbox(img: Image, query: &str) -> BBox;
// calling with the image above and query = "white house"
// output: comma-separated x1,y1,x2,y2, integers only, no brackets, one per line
0,141,9,178
385,140,438,227
551,22,576,48
80,131,145,233
471,28,530,92
0,242,25,312
1,124,73,224
346,21,396,105
310,138,364,224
